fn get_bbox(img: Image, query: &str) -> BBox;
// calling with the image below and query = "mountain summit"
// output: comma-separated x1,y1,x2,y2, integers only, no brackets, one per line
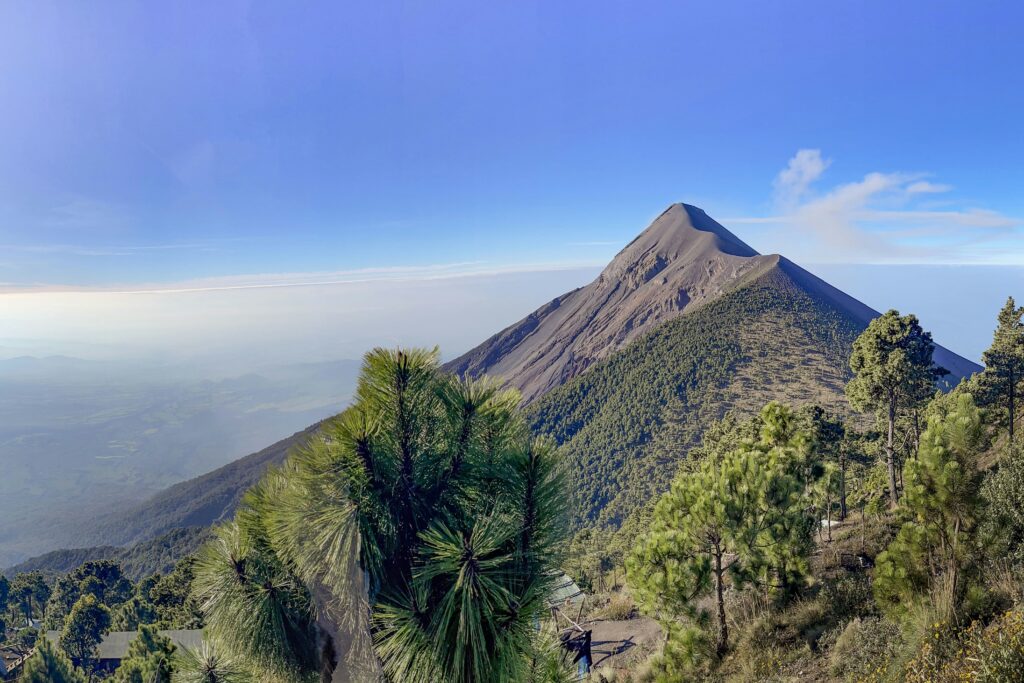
448,203,978,403
14,204,981,566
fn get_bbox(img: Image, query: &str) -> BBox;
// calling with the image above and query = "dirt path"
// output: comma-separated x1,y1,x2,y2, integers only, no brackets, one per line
583,615,663,672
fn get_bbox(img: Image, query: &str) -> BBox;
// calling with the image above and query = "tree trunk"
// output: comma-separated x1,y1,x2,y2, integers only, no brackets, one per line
860,510,866,553
947,517,962,623
319,630,338,683
839,445,848,521
913,411,921,458
713,541,728,657
1010,371,1016,445
827,491,833,542
886,393,899,507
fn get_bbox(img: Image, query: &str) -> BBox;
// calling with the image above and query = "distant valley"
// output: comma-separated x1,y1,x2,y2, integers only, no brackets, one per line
0,356,359,566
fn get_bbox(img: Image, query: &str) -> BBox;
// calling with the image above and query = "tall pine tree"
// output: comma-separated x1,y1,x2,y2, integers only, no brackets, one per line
193,348,569,683
979,296,1024,444
846,310,946,507
59,594,112,676
627,402,817,659
873,394,984,618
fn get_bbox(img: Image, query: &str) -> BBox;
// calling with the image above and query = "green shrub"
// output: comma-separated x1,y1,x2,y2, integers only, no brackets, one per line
904,609,1024,682
819,574,876,622
645,623,714,682
981,445,1024,563
828,617,902,681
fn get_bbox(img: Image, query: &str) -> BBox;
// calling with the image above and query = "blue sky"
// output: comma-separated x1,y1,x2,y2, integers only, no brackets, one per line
1,1,1022,364
2,0,1023,289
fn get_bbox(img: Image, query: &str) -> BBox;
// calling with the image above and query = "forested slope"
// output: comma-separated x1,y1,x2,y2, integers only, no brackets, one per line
4,526,208,580
527,257,870,527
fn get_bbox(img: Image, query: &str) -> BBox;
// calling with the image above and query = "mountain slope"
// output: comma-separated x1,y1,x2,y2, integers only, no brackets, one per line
527,257,858,526
4,527,209,581
63,423,320,549
446,205,777,403
14,203,980,573
447,204,976,402
527,250,979,528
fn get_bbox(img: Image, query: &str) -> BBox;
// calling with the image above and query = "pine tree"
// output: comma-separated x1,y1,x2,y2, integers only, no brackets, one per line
173,643,248,683
846,310,946,507
627,402,817,659
111,625,175,683
978,296,1024,444
46,561,134,630
873,394,984,618
193,348,568,683
0,574,9,615
112,595,158,632
59,594,112,675
21,638,87,683
10,571,50,622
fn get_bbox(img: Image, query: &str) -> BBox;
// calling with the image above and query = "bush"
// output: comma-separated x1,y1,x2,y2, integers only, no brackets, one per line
742,598,830,653
600,594,636,621
645,623,714,682
819,574,876,622
828,617,902,681
725,598,830,682
981,446,1024,563
904,609,1024,682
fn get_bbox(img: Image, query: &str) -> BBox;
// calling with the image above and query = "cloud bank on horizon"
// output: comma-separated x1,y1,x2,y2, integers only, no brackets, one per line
728,149,1022,265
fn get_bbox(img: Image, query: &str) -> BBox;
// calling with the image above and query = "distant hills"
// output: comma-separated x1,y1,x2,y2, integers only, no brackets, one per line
60,423,321,550
4,527,208,581
0,357,358,567
8,204,981,573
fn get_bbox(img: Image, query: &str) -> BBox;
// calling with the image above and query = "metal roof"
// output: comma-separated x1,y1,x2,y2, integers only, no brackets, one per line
44,629,204,661
547,571,585,607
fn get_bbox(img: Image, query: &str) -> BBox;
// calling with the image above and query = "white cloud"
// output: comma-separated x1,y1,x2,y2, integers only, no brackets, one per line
773,149,830,207
906,180,952,195
727,151,1022,264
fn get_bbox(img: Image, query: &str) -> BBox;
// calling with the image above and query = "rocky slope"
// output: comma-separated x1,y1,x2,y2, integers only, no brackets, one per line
447,204,977,402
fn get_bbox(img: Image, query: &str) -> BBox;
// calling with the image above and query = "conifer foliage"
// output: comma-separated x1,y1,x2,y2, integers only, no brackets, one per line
21,638,86,683
173,643,248,683
110,625,175,683
627,402,819,658
194,348,568,683
846,310,947,506
978,296,1024,444
873,394,985,617
59,593,112,675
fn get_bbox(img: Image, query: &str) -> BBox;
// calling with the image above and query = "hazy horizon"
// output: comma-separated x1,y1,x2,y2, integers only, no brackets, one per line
3,259,1019,375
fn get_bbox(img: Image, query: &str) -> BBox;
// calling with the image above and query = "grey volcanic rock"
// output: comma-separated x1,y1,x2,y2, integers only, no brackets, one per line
446,203,979,402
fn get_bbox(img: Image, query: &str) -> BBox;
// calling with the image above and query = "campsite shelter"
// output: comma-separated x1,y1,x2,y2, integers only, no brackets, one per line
44,629,203,673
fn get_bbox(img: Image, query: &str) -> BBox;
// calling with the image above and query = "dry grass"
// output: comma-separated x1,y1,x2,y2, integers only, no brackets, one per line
599,593,637,621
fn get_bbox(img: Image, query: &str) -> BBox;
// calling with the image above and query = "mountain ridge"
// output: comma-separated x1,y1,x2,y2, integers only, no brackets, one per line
446,204,978,401
9,203,981,570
